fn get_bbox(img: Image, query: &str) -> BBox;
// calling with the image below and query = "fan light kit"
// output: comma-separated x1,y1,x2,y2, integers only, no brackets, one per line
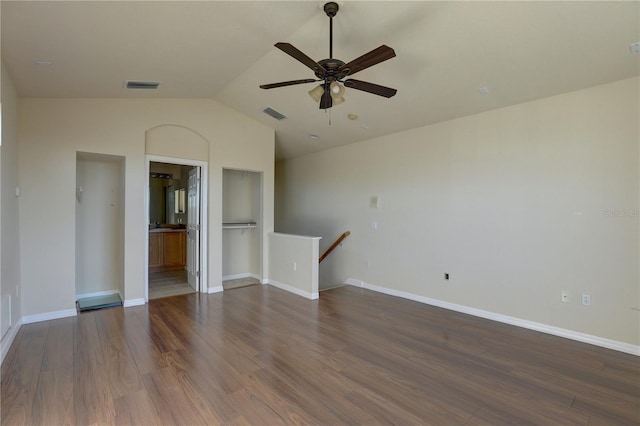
260,2,397,110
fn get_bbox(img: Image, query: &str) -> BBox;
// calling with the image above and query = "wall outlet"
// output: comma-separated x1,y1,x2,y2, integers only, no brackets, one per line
561,290,569,303
581,293,591,306
444,273,449,280
293,262,297,271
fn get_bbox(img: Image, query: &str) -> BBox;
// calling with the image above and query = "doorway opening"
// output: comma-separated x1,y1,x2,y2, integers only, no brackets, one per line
145,156,208,301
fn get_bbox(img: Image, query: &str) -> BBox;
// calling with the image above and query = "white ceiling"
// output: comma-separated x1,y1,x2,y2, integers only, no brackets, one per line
2,1,639,159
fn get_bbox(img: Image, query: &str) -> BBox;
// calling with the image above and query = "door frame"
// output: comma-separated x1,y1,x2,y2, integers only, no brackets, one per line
144,155,209,301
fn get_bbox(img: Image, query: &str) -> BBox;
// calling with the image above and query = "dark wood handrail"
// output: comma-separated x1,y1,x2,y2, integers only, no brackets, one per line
319,231,351,263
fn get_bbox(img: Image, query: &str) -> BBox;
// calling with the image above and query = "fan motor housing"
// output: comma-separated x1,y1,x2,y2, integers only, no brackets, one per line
316,58,349,80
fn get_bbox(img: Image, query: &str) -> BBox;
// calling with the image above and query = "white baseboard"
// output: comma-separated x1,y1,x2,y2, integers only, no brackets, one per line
345,278,640,356
344,278,364,287
266,279,318,300
76,289,120,300
208,286,224,294
123,298,145,308
22,308,77,324
1,296,12,340
1,318,23,365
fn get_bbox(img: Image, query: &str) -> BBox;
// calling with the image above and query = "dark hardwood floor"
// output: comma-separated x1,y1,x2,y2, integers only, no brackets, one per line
2,285,638,425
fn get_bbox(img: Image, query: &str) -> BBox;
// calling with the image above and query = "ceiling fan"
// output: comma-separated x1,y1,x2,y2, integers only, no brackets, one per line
259,1,397,110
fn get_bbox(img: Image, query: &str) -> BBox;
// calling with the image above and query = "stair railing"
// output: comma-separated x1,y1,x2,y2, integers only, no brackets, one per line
319,231,351,263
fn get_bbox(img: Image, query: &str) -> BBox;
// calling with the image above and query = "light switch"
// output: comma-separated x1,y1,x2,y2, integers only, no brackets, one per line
370,196,379,209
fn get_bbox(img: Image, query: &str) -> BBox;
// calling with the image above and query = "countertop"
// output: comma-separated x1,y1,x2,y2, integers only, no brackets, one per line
149,227,187,233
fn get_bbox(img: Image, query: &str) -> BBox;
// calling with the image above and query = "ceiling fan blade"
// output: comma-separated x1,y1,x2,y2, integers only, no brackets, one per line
338,45,396,76
275,42,325,77
260,79,317,89
344,79,397,98
319,88,333,109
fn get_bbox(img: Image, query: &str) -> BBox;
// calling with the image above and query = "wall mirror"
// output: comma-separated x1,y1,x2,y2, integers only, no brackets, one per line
175,188,186,214
149,163,192,225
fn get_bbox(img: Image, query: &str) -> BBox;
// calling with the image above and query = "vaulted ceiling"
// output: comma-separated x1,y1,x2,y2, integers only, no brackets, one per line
2,1,639,159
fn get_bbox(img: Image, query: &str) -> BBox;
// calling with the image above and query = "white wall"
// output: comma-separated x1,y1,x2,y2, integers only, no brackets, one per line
18,98,274,316
268,232,320,300
276,77,640,347
1,61,21,358
75,153,124,297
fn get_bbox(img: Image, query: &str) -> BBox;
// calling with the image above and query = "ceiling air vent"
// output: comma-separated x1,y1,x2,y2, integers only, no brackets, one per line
124,80,160,89
262,107,287,121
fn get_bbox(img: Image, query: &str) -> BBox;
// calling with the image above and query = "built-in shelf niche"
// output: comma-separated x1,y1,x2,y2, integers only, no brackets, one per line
222,168,262,281
75,152,125,300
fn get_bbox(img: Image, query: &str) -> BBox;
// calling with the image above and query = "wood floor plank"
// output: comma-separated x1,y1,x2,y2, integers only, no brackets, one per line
133,307,186,354
40,317,74,373
252,365,345,424
148,305,246,396
338,349,475,422
112,388,163,425
142,366,225,425
237,372,321,425
120,307,171,375
160,349,243,423
344,388,434,426
0,322,50,425
223,388,299,425
251,345,381,425
72,312,115,425
571,394,640,425
30,318,75,425
94,309,145,399
2,285,638,425
0,326,25,378
30,370,74,425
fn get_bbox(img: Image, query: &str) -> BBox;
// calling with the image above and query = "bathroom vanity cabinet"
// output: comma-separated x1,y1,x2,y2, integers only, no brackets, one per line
149,229,187,272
